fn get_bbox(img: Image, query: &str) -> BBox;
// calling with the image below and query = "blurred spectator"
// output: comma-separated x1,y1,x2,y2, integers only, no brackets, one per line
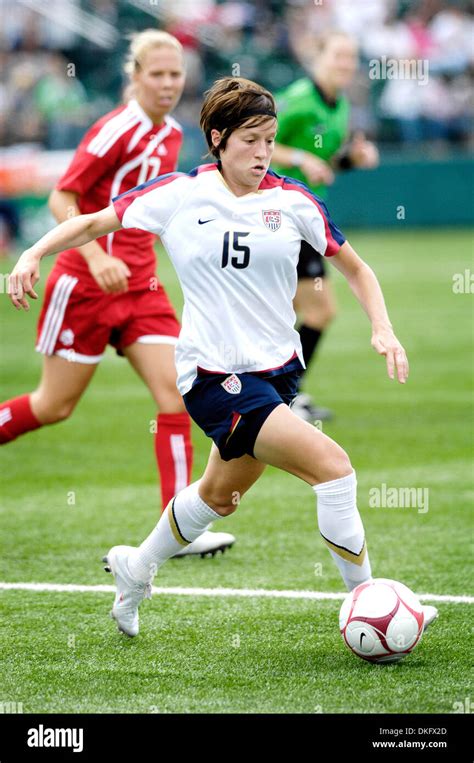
200,1,298,90
1,54,46,145
430,5,474,73
365,0,474,144
0,0,472,154
0,50,90,148
33,53,90,149
0,0,79,51
332,0,397,39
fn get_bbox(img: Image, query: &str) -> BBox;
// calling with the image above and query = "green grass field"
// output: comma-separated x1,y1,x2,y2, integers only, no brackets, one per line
0,228,472,714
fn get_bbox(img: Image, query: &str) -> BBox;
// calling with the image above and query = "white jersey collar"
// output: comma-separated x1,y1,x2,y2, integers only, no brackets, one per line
127,99,157,132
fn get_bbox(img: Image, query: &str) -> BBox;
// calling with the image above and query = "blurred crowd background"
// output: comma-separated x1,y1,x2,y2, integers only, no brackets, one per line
2,0,473,151
0,0,473,250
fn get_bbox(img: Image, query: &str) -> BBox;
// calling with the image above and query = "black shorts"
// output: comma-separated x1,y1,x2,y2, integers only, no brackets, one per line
183,356,303,461
297,240,327,280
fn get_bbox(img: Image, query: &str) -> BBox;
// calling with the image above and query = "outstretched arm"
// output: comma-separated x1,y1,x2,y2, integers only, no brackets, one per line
48,189,130,294
330,241,409,383
8,205,121,310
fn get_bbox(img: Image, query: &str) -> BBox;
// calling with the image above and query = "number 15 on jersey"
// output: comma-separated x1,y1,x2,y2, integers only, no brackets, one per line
221,231,250,269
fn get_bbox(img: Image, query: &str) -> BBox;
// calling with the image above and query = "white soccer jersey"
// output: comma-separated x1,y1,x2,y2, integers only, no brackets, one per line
113,164,345,395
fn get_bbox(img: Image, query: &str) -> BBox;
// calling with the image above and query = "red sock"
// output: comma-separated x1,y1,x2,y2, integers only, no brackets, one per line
155,412,193,511
0,394,41,444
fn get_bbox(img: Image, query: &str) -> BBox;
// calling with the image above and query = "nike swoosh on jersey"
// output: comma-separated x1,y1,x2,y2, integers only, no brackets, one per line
198,218,215,224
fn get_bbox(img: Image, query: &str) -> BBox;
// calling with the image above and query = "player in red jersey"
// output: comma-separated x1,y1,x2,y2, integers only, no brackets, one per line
0,29,235,557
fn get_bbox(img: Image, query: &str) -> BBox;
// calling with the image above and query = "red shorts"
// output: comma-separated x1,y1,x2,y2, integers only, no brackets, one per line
36,266,181,364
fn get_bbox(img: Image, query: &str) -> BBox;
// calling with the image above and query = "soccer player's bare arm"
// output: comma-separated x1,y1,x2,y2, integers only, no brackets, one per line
48,189,131,294
48,187,80,222
8,205,122,311
48,187,108,264
330,241,409,384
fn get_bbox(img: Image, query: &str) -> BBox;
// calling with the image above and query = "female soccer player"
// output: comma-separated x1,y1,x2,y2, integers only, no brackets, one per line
0,29,234,557
272,30,379,422
8,76,437,640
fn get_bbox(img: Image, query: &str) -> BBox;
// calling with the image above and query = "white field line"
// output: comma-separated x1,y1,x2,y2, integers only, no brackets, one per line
0,582,472,604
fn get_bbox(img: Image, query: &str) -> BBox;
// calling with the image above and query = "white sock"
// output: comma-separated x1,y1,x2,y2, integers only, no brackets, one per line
313,470,372,591
128,481,222,583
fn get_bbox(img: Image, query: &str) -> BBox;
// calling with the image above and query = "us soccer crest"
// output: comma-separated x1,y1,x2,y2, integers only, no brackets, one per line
221,374,242,394
262,209,281,231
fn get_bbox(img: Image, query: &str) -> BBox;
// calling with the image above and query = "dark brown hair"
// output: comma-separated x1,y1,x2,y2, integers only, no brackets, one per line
200,77,277,158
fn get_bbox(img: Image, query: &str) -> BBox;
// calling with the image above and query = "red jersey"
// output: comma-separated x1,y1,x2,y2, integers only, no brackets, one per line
55,98,183,292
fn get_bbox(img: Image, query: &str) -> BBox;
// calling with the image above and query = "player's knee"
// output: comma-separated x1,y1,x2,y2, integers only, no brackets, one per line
212,503,238,517
158,398,186,415
303,304,336,330
324,447,352,482
155,385,186,414
44,402,75,424
323,301,337,325
54,401,77,422
31,392,76,424
302,313,320,330
313,442,352,484
201,489,239,517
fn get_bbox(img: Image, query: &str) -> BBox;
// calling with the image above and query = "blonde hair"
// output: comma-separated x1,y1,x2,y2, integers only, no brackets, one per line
123,29,183,78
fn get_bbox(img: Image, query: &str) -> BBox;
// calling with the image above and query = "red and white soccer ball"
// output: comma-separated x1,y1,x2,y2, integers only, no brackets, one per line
339,578,424,664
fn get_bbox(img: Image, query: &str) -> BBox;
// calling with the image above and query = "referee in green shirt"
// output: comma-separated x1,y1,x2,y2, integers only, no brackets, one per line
272,30,379,422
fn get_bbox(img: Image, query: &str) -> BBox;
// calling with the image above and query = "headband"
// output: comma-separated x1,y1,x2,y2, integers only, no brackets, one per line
237,106,277,120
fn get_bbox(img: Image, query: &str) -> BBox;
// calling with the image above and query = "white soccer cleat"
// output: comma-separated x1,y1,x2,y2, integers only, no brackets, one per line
102,545,151,637
172,529,235,558
422,605,439,632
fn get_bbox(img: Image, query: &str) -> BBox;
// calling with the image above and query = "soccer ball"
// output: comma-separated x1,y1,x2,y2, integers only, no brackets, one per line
339,578,424,664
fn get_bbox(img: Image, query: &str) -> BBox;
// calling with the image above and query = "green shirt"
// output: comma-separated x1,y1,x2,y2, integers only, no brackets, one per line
273,77,350,198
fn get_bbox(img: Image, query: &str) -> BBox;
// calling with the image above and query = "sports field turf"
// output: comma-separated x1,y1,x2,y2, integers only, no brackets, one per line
0,228,472,713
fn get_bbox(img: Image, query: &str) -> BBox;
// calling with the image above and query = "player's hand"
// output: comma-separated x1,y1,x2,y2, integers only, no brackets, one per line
87,252,131,294
300,154,335,186
8,249,41,311
371,327,409,383
349,131,379,169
